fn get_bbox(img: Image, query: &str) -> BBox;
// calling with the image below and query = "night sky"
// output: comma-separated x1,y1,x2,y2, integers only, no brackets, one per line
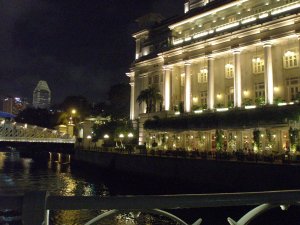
0,0,183,104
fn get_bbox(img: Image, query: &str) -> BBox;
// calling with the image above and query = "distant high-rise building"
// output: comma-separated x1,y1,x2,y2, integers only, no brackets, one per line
3,97,13,114
33,81,51,109
2,96,28,115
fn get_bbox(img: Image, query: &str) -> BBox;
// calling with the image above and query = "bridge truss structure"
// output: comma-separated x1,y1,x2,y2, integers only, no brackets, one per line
0,121,75,144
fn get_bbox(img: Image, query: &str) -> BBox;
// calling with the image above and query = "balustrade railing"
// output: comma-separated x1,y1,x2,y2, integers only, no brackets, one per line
79,146,300,165
1,190,300,225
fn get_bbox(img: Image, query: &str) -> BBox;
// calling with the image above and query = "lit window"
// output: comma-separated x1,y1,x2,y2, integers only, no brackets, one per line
180,73,185,87
228,16,236,23
153,75,159,84
200,91,207,105
283,51,298,69
285,0,296,3
198,68,208,83
255,82,265,98
286,78,300,101
252,57,265,74
254,7,263,14
148,76,152,85
225,63,234,79
227,87,234,106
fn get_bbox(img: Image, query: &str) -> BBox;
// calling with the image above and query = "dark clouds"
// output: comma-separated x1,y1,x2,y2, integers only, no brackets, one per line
0,0,182,104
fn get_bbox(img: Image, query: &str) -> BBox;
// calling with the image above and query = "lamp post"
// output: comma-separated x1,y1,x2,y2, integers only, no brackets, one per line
87,135,92,150
119,134,124,149
127,132,134,154
127,132,134,145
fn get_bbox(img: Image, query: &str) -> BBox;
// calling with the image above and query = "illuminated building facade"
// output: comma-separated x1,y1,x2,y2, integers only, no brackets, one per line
33,80,51,109
128,0,300,152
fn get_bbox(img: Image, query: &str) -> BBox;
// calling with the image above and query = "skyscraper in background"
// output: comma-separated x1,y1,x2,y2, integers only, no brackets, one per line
33,81,51,109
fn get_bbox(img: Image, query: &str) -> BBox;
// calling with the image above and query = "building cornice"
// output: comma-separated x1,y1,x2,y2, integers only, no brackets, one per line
131,14,299,68
132,29,149,39
169,0,249,30
133,56,164,67
163,14,299,62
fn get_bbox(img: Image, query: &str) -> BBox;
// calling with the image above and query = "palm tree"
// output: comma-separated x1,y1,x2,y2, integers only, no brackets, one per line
136,86,163,113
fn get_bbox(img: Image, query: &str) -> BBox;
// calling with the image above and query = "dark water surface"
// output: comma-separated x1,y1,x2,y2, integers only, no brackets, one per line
0,150,299,225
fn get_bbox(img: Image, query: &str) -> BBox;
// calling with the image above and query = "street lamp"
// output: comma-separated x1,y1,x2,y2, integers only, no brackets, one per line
119,134,124,148
87,135,92,150
104,134,110,139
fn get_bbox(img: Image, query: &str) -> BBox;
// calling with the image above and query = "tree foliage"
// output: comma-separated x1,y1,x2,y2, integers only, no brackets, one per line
215,129,224,151
92,120,136,143
60,95,91,118
107,83,130,119
253,129,261,150
15,107,58,128
136,86,163,113
144,104,300,131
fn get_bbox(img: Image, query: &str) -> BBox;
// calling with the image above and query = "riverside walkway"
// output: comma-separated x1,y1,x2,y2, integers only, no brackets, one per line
79,146,300,165
1,190,300,225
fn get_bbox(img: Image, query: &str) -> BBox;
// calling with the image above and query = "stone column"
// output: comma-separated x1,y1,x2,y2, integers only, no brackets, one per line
130,82,135,120
208,56,215,110
263,42,274,104
233,50,242,107
163,66,171,111
184,62,192,112
127,72,135,120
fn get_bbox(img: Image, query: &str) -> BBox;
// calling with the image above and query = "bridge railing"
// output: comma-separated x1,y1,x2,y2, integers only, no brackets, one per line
0,121,75,143
1,190,300,225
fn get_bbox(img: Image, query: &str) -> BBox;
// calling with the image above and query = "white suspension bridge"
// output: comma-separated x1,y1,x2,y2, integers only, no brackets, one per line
0,120,75,144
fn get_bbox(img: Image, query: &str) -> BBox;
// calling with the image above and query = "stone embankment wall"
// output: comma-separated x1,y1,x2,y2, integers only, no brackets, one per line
74,150,300,191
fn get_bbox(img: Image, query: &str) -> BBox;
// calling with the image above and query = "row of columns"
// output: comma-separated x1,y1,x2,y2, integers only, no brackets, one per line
163,42,274,112
128,42,275,120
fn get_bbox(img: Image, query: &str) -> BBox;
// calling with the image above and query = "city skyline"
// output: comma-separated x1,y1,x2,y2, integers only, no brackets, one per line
0,0,182,104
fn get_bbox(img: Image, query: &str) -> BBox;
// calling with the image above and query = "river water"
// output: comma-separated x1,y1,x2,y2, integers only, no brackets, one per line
0,149,299,225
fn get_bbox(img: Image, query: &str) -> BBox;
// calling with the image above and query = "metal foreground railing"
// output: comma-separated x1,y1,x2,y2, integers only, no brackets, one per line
0,190,300,225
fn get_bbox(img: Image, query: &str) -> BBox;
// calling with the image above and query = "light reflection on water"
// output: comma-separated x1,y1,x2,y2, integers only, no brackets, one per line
1,150,299,225
0,151,177,225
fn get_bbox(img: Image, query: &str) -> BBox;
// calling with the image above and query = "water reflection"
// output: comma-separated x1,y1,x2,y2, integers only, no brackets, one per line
0,150,177,225
52,210,178,225
2,149,298,225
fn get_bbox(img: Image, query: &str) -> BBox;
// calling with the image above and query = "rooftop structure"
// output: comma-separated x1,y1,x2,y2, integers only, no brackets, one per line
128,0,300,152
